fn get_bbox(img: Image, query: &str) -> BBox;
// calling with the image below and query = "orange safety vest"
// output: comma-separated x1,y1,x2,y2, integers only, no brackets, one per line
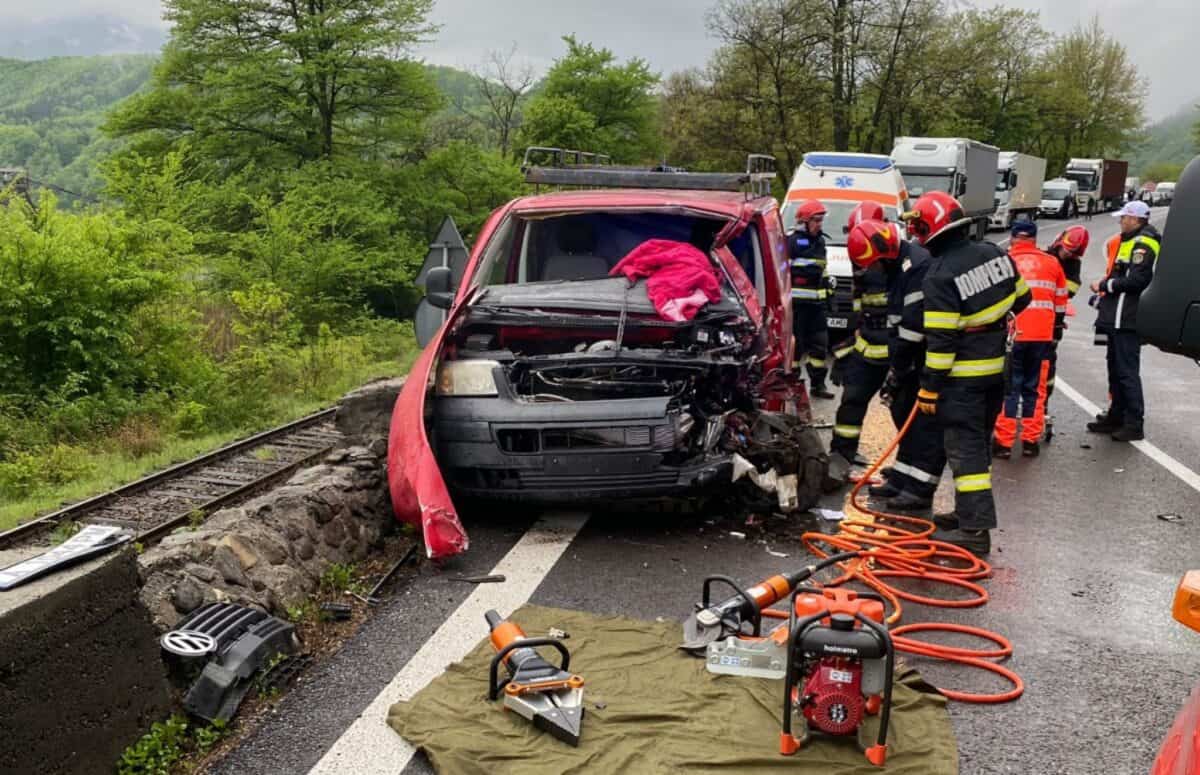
1009,240,1068,342
1105,234,1121,276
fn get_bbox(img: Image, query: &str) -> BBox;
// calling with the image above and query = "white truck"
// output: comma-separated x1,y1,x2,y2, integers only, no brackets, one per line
1064,158,1128,214
1156,182,1176,205
990,151,1046,230
891,137,999,241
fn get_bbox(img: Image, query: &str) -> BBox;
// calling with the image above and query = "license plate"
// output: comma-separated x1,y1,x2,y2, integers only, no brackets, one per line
827,317,848,328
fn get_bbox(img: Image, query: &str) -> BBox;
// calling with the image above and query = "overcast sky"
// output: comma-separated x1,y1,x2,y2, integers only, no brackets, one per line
6,0,1193,119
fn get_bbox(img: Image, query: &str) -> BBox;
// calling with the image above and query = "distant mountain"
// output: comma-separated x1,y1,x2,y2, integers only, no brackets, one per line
1130,103,1199,177
0,14,168,60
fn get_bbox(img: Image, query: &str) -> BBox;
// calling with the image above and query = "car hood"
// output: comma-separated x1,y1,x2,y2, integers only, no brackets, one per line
472,276,743,317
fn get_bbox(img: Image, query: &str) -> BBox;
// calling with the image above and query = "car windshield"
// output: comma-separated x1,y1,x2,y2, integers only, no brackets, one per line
900,174,952,198
1042,187,1070,201
995,171,1009,192
470,210,753,292
780,200,900,246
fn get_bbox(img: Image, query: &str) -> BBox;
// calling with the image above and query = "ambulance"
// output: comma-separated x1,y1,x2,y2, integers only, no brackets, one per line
781,152,910,341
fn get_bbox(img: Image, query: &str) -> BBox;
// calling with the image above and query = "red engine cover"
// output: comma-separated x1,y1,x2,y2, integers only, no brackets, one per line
802,658,865,736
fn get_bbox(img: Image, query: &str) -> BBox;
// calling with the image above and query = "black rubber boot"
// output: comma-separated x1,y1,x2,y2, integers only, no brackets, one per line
884,490,933,513
1087,417,1121,434
933,512,960,531
992,441,1012,459
931,528,991,556
868,481,902,499
810,381,835,400
1112,426,1145,442
1021,441,1040,457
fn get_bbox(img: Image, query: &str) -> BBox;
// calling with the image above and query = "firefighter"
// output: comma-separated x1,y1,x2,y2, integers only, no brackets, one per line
829,208,899,477
789,199,835,399
901,192,1030,556
1087,200,1160,442
830,201,889,391
843,220,945,513
993,220,1067,458
1039,225,1090,433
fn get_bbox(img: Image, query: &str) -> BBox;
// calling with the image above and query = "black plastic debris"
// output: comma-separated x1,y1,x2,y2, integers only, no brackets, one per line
161,602,300,722
320,602,353,621
1158,513,1184,523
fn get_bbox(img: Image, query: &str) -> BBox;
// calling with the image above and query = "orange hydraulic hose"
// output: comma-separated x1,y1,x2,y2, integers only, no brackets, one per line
799,404,1025,704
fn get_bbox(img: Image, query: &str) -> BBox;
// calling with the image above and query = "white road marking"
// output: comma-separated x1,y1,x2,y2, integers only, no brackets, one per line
309,511,589,775
1056,379,1200,497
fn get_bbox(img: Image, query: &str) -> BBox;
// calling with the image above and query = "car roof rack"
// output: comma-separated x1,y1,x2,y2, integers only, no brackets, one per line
521,147,776,197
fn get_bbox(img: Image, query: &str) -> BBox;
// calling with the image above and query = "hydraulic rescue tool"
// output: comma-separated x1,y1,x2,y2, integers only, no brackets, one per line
485,610,585,746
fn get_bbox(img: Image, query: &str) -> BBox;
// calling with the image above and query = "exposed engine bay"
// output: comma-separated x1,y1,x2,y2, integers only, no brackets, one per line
431,301,827,510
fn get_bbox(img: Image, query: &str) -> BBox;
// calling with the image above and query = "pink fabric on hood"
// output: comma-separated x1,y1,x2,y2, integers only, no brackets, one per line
610,239,723,322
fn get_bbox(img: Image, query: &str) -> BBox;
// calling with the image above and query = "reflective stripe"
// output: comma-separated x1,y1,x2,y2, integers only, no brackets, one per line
897,326,925,342
902,259,912,272
904,291,925,306
887,314,903,327
1055,305,1067,313
949,357,1005,377
853,299,863,312
925,311,961,330
862,293,889,306
834,425,862,439
1115,235,1161,264
955,472,992,493
893,460,940,485
854,336,890,360
1015,277,1029,295
1027,279,1057,291
1027,300,1055,310
791,258,826,268
1094,332,1109,345
1066,279,1081,293
833,344,855,359
809,357,827,368
960,291,1016,327
926,351,956,370
792,288,829,300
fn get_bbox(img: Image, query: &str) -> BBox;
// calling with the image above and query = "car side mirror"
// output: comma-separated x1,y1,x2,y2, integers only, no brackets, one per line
425,266,454,310
1010,173,1018,188
957,179,969,196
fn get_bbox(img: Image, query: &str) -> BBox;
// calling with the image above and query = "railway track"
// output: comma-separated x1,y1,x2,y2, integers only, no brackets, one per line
0,408,343,552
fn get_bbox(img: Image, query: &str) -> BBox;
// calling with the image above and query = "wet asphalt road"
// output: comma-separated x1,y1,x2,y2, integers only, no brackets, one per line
209,207,1200,775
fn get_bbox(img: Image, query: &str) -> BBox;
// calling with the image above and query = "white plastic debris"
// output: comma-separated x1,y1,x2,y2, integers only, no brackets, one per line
731,453,799,512
766,548,790,558
814,508,846,522
729,531,747,540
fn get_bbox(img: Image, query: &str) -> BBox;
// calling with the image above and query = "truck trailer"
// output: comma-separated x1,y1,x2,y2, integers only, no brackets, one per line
1064,158,1128,214
990,151,1046,230
891,137,999,241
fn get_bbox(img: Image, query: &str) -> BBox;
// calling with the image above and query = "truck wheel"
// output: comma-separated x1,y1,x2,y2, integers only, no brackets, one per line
1088,200,1096,216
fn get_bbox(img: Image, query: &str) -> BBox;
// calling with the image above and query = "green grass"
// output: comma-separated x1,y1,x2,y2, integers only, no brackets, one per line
0,351,414,534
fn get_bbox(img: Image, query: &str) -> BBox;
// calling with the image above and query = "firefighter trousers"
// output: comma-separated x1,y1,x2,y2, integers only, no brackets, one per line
830,353,890,460
887,372,946,499
940,378,1004,531
995,341,1053,447
792,301,829,387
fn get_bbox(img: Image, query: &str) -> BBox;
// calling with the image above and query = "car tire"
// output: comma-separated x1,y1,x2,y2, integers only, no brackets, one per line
794,425,831,506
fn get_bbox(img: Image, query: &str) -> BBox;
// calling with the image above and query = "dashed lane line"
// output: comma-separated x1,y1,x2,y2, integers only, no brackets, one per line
308,511,590,775
1055,379,1200,497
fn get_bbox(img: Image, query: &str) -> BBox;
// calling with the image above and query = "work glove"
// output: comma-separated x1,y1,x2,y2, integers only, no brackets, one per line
879,369,900,407
916,388,939,415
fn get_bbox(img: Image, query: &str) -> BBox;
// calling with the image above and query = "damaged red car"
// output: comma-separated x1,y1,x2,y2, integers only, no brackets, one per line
388,150,829,558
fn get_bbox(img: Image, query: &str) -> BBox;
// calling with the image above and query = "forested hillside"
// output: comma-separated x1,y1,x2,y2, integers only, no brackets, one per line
0,55,156,199
1130,104,1200,180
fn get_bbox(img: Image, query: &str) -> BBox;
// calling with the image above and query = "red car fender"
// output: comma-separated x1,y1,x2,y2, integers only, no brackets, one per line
1153,683,1200,775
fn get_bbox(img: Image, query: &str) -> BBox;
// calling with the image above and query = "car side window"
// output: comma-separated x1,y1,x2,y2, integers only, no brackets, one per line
476,216,520,286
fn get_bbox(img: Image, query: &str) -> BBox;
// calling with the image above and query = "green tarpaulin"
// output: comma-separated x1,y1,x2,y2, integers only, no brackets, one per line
388,605,957,774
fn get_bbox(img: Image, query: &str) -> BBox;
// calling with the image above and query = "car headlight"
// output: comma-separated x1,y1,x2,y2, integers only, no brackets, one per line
436,360,500,397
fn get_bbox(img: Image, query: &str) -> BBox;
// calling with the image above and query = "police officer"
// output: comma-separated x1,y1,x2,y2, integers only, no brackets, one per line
902,192,1031,556
828,204,896,475
1087,200,1160,442
789,200,835,399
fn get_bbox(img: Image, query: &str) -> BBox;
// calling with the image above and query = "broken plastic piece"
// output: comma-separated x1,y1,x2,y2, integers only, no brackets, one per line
814,508,846,522
0,525,131,590
729,531,747,539
321,602,353,621
1158,513,1184,523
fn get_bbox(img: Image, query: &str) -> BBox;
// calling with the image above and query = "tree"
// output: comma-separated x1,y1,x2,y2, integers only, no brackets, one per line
471,46,536,158
1143,162,1184,183
106,0,442,170
519,36,660,162
1193,110,1200,153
